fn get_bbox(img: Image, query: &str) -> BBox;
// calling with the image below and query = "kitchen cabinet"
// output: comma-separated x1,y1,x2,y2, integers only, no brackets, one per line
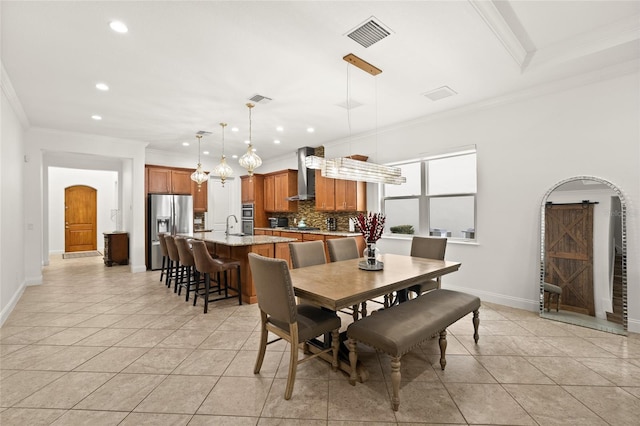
146,166,196,195
314,170,366,212
192,179,208,213
103,232,129,266
315,171,336,211
241,174,264,204
264,170,298,212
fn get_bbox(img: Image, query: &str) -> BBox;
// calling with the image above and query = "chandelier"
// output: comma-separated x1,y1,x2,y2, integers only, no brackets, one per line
212,122,233,187
238,103,262,177
190,134,209,190
305,54,405,185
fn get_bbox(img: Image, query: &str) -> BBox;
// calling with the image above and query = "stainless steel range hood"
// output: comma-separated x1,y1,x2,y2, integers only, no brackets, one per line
287,147,316,201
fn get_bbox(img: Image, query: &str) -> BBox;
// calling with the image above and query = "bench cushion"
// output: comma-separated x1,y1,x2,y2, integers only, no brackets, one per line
347,289,480,357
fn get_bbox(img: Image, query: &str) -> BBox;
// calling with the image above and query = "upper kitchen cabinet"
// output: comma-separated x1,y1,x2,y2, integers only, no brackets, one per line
191,179,208,212
264,170,298,212
241,174,264,204
146,166,193,195
314,170,366,212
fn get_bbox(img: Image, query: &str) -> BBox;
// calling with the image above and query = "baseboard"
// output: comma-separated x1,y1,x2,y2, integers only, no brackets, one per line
130,264,147,273
628,318,640,334
444,284,539,312
0,280,26,326
25,275,43,285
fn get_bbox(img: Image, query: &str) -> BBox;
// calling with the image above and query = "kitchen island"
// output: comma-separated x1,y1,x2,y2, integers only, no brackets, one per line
188,231,298,304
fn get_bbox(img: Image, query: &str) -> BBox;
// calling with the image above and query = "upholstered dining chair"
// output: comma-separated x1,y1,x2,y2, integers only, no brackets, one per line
158,233,169,283
289,240,326,269
544,282,562,312
326,237,370,319
248,253,341,400
407,236,447,298
174,237,198,302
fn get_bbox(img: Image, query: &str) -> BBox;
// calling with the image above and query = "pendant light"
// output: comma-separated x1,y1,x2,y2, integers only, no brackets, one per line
212,122,233,187
238,103,262,177
190,134,209,191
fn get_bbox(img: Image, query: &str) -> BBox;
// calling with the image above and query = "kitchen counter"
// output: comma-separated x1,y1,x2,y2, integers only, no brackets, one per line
254,227,362,238
189,231,297,246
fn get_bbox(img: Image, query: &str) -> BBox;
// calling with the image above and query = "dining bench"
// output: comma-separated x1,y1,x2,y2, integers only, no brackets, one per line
346,288,480,411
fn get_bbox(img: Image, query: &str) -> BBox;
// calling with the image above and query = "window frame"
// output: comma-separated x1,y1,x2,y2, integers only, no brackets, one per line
379,147,477,241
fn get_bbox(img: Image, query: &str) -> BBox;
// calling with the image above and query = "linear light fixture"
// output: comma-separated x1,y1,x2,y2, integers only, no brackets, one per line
305,156,406,185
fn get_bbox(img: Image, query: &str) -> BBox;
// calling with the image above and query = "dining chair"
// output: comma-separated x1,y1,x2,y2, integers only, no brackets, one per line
326,237,371,319
543,282,562,312
407,236,447,298
158,233,170,283
289,240,326,268
248,253,341,400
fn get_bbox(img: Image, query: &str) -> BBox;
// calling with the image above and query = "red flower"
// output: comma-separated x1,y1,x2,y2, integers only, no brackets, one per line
353,212,386,243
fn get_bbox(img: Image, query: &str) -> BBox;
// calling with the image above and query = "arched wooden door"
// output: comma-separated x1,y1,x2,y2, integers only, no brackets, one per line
65,185,97,252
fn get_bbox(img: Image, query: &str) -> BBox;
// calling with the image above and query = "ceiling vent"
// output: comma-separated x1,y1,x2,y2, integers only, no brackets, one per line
336,99,363,110
248,94,273,104
346,17,392,48
196,130,212,136
423,86,457,101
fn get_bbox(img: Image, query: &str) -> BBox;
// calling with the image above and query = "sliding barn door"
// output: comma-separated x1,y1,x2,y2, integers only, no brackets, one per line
545,203,594,316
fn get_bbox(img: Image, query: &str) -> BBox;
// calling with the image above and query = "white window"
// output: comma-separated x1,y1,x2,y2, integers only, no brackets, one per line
381,147,477,240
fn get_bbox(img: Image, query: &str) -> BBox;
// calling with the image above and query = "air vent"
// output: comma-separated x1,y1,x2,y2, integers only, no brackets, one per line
336,99,363,110
196,130,212,136
346,17,392,48
248,94,273,104
422,86,457,101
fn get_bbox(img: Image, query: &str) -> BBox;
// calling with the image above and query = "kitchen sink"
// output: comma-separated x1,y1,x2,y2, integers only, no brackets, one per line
228,233,246,237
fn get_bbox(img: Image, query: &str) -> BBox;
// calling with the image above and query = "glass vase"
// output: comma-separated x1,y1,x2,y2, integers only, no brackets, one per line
363,242,380,266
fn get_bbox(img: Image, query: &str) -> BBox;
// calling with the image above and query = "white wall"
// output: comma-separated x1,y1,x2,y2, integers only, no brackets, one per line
48,168,119,254
1,86,26,323
323,70,640,332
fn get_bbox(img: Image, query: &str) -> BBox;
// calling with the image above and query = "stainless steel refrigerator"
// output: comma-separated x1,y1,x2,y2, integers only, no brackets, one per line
148,194,193,270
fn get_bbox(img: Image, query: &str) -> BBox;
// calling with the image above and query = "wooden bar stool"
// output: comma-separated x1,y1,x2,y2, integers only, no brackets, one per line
175,237,199,302
164,235,181,292
191,240,242,313
158,233,169,283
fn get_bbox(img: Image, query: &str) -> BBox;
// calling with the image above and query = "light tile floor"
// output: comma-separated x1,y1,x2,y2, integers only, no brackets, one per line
1,256,639,425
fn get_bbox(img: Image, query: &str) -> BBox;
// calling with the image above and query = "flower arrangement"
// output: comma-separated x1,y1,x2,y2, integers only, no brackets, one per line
353,212,386,243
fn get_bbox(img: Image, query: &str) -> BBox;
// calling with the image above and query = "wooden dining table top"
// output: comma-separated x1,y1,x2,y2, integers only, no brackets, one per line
289,253,461,312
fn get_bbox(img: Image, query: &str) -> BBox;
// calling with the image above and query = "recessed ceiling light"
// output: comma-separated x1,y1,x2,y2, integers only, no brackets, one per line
109,20,128,33
231,127,239,132
274,140,281,144
95,83,109,91
203,151,209,155
182,142,189,146
307,127,315,133
276,126,283,132
244,140,250,145
91,115,102,120
232,154,238,159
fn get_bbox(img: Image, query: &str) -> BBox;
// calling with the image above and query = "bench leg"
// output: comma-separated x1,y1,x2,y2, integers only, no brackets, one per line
439,330,447,370
390,356,401,411
347,338,358,386
472,309,480,344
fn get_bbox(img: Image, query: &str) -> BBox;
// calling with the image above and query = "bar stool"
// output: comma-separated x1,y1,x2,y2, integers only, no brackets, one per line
164,235,181,292
191,240,242,313
175,237,199,302
158,233,169,283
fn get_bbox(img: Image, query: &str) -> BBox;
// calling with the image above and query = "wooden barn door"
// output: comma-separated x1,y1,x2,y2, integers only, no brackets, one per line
545,203,594,316
65,185,97,252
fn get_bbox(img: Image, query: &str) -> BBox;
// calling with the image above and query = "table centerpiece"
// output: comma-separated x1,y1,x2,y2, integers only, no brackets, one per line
353,212,385,269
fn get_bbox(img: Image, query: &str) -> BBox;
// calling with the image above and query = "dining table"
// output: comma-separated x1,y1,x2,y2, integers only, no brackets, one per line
288,253,462,380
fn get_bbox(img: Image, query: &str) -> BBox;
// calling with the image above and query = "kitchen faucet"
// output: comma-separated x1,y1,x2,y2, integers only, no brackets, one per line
225,214,238,236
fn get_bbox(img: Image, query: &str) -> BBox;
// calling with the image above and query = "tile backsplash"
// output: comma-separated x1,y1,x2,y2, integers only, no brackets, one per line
272,200,363,232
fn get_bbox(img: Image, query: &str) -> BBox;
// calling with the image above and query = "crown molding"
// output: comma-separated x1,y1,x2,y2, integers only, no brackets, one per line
1,63,30,128
526,14,640,72
468,0,528,69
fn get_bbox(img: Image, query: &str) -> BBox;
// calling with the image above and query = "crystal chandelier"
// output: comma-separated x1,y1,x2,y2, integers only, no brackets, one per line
238,103,262,177
190,134,209,191
212,122,233,187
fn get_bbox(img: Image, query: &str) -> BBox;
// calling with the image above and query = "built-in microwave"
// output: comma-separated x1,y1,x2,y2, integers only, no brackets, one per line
241,203,254,220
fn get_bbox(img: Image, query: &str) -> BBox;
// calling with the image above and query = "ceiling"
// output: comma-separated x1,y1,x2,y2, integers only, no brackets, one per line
2,1,639,164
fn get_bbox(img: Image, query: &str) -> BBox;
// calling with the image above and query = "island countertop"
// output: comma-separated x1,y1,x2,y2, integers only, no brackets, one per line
254,227,362,238
188,231,297,246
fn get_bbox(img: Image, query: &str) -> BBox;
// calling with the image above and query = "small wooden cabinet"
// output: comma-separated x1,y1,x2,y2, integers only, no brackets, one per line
263,175,275,212
241,174,264,203
104,232,129,266
314,170,366,212
171,170,192,194
147,167,172,193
